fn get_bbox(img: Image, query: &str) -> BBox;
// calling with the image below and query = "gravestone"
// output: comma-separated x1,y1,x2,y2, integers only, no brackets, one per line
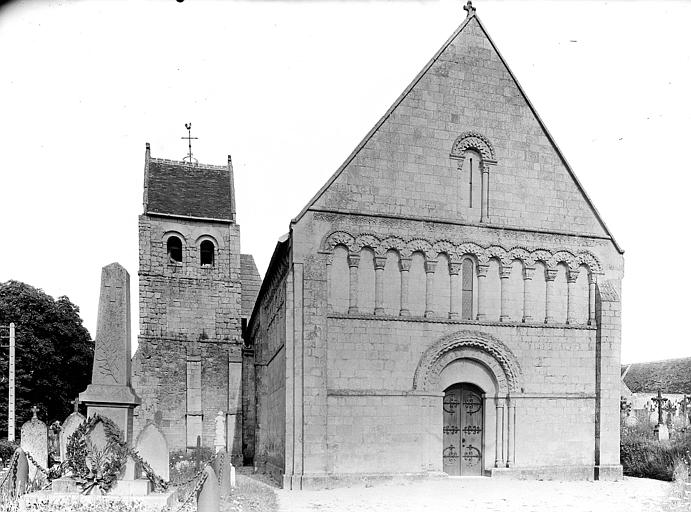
60,399,86,463
134,423,169,481
197,466,220,512
20,406,47,481
79,263,141,443
9,448,29,496
48,421,61,465
214,411,226,453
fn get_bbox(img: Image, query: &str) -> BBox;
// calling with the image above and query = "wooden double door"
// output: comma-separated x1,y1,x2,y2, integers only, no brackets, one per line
443,383,483,476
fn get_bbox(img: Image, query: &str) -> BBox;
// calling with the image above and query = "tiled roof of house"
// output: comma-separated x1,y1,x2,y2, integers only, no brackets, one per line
146,159,233,220
240,254,261,318
621,357,691,394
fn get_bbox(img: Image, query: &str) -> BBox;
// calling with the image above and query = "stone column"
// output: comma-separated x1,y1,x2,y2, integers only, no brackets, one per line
499,264,512,322
507,399,516,467
424,259,437,318
522,266,535,323
325,254,333,314
399,258,411,316
566,269,578,325
476,263,489,321
495,398,505,467
347,253,360,315
481,162,490,222
449,262,462,319
374,256,387,315
544,268,558,324
588,273,597,326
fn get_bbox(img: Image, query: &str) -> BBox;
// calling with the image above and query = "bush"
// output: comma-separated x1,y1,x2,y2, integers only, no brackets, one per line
0,440,18,466
621,424,691,481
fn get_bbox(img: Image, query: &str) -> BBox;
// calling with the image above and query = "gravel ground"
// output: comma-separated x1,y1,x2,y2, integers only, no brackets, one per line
275,477,676,512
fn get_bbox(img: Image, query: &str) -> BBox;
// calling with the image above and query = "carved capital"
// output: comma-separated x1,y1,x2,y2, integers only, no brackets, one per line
523,266,536,280
325,253,334,266
476,264,489,278
399,258,412,272
499,265,512,280
424,260,438,274
347,254,360,268
374,256,387,271
449,263,462,276
567,269,579,284
545,269,558,282
588,272,600,285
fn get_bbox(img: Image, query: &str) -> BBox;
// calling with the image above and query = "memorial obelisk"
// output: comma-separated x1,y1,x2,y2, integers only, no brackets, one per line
79,263,140,441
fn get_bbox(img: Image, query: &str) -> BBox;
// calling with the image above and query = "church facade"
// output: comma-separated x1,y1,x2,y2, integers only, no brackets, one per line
248,6,624,488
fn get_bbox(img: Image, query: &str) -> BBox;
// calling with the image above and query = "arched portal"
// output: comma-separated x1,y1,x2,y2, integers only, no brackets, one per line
414,330,522,473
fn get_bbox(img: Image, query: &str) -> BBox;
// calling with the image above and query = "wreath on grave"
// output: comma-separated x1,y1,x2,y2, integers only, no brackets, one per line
65,414,169,494
66,414,128,494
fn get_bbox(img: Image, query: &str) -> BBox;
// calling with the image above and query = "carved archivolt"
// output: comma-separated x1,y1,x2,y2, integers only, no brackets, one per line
413,330,522,394
450,132,496,162
322,231,603,274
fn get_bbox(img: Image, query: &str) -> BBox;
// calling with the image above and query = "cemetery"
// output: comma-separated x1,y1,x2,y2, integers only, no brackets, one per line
0,264,238,512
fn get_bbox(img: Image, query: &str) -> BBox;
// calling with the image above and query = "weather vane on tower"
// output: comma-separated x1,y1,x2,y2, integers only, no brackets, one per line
181,123,198,165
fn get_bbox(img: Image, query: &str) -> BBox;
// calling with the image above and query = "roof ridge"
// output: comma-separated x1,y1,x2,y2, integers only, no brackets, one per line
472,16,623,254
150,156,228,171
291,14,475,225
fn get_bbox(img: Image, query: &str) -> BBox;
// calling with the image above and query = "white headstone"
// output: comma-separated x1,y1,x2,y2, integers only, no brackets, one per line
20,408,48,481
214,411,226,453
135,423,169,481
60,411,86,463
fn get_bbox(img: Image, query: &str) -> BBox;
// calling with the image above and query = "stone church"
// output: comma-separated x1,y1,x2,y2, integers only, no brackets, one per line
247,4,624,488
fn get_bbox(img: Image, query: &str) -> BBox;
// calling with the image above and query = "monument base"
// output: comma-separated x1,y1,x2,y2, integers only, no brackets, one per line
52,477,154,497
22,489,178,510
655,424,670,442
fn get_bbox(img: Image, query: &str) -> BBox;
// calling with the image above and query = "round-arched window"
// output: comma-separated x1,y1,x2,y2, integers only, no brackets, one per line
167,236,183,264
200,240,215,266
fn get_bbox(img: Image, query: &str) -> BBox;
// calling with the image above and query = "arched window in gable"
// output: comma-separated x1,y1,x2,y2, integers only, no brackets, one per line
200,240,215,267
167,236,183,264
450,132,497,223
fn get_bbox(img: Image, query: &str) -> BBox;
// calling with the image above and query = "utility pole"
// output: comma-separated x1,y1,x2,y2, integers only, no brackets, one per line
0,323,14,441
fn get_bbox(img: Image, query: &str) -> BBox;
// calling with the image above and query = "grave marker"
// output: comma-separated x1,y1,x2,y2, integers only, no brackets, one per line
135,423,169,481
60,398,86,463
20,406,47,481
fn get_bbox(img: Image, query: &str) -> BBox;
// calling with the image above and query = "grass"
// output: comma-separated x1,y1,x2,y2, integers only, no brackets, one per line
621,422,691,481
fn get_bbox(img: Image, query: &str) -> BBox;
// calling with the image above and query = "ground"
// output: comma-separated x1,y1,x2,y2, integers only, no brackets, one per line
225,474,685,512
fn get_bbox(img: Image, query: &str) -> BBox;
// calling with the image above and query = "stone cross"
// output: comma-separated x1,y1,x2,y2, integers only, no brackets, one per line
30,406,38,420
651,390,668,426
463,0,476,17
70,398,80,413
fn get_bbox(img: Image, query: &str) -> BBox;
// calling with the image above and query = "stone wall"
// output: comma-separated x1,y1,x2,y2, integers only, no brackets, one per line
132,213,244,455
251,254,289,478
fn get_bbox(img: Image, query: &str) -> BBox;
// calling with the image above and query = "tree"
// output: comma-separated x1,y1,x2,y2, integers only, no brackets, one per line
0,281,94,440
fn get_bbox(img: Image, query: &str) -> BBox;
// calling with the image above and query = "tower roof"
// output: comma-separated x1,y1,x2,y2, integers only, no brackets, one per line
143,146,236,222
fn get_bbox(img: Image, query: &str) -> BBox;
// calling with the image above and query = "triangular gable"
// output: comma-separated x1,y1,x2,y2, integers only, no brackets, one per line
291,12,622,253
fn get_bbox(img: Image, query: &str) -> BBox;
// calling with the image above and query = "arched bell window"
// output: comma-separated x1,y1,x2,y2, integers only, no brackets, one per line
200,240,215,267
167,236,183,264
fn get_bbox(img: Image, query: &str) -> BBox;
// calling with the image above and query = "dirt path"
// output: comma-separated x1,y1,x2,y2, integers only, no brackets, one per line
276,477,673,512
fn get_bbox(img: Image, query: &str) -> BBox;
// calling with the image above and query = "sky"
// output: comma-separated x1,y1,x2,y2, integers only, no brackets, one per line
0,0,689,364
